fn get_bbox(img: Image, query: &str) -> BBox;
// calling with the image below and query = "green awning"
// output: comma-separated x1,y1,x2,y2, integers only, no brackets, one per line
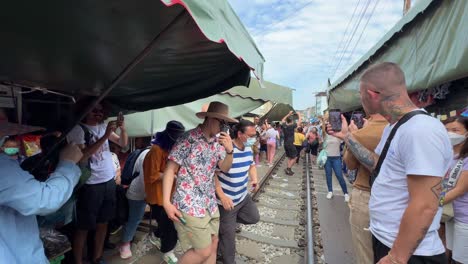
328,0,468,112
227,79,293,105
122,93,265,137
259,103,295,123
0,0,264,111
122,78,294,137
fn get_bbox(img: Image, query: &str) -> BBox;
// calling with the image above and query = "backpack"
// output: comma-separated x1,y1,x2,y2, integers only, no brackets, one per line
121,147,150,186
77,124,93,187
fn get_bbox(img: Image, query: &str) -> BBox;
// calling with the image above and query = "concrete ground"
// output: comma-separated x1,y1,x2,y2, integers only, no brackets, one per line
311,164,356,264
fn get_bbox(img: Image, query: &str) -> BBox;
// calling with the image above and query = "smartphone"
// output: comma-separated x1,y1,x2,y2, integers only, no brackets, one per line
117,111,124,123
351,111,364,129
220,123,230,135
177,215,187,225
329,109,342,132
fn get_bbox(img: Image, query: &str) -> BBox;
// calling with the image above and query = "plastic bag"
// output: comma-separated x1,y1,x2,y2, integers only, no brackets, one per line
40,228,71,259
317,149,327,169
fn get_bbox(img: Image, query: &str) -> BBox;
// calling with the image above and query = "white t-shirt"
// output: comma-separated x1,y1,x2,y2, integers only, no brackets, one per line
67,123,115,184
265,128,279,140
325,135,342,157
126,149,150,201
369,114,452,256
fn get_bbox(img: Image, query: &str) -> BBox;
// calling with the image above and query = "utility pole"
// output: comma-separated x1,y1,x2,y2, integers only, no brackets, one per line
403,0,411,15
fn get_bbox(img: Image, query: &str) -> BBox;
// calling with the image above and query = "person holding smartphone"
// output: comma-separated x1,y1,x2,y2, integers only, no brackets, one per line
215,119,260,264
343,112,387,263
328,63,451,264
67,99,128,264
162,102,236,264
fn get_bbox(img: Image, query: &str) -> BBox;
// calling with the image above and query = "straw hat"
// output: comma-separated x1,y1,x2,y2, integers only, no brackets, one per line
196,101,238,123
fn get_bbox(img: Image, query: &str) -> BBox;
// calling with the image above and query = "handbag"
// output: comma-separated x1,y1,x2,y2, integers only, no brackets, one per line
440,159,464,222
369,110,429,187
317,139,328,169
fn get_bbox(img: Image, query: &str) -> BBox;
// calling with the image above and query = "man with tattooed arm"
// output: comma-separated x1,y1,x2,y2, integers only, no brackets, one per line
328,62,451,264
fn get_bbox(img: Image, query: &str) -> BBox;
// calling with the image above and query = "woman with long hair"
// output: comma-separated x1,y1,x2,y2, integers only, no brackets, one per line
442,116,468,264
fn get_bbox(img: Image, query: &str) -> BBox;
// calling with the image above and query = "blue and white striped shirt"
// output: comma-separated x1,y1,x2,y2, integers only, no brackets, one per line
218,145,254,206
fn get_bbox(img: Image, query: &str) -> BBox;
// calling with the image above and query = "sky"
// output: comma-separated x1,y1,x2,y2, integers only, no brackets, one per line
228,0,415,110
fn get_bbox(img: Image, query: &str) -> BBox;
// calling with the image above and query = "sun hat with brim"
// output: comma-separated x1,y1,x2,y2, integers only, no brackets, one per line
151,120,185,145
195,101,238,123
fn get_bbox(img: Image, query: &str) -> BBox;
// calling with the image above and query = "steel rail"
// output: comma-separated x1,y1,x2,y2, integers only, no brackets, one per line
305,153,315,263
251,152,286,200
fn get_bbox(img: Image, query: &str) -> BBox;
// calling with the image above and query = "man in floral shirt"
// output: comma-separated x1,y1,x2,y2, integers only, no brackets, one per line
163,101,237,264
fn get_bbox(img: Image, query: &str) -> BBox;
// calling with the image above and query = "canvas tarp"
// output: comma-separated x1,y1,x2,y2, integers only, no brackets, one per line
0,0,264,112
328,0,468,112
122,93,265,137
227,79,293,105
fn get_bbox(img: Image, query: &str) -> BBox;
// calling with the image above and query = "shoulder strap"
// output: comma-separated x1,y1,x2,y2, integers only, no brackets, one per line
78,124,92,146
370,110,429,187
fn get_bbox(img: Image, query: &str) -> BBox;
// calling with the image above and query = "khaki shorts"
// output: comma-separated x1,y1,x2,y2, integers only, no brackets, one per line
174,210,220,251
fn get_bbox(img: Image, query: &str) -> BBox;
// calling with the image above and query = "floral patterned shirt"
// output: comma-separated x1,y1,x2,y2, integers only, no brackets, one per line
168,126,226,217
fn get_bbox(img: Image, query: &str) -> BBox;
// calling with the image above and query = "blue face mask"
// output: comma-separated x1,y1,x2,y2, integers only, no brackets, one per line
4,147,19,156
245,137,256,147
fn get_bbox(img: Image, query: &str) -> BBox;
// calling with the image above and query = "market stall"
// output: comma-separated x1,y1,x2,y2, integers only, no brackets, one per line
327,0,468,113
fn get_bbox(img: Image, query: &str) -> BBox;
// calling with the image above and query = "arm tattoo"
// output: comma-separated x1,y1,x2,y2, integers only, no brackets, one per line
345,134,376,171
431,179,443,199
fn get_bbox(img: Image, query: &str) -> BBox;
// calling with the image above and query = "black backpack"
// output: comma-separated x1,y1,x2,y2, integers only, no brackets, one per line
121,147,150,185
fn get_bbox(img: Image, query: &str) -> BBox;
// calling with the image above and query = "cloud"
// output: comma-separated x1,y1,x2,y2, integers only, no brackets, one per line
228,0,404,110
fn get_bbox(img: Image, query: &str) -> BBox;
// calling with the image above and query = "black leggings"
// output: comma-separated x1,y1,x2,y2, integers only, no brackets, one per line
151,205,178,253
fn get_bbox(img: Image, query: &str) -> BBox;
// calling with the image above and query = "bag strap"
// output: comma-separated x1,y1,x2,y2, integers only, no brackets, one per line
446,159,464,188
370,110,429,186
440,159,464,206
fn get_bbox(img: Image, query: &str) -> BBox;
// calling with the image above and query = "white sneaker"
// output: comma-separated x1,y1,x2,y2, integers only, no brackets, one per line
326,192,333,199
164,251,178,264
344,194,350,203
119,242,132,259
148,233,161,249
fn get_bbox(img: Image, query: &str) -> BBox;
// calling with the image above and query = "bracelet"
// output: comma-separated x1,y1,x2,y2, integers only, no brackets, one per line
388,253,402,264
226,149,234,155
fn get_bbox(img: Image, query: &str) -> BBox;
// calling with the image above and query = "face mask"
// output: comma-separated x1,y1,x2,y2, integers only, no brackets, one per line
448,132,466,146
4,147,19,156
245,137,256,147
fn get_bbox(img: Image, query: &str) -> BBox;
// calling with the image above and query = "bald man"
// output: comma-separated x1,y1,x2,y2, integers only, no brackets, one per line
329,62,451,264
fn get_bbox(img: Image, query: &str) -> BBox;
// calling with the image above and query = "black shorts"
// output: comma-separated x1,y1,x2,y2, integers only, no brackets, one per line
76,179,117,230
284,144,297,159
260,144,267,152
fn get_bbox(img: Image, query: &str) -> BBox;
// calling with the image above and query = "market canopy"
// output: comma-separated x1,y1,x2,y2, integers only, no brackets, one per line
0,0,264,111
121,78,294,137
122,92,265,137
227,79,293,105
328,0,468,112
259,103,295,123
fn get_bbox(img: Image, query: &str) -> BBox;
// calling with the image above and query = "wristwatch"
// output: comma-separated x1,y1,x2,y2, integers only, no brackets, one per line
226,149,234,155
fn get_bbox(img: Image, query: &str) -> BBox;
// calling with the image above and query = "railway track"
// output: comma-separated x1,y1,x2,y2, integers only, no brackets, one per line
234,153,317,263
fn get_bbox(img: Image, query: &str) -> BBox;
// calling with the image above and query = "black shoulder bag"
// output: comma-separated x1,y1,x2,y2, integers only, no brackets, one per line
369,110,429,187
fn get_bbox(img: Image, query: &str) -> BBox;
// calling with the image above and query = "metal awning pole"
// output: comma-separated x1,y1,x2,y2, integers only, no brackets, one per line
73,10,186,125
32,10,186,172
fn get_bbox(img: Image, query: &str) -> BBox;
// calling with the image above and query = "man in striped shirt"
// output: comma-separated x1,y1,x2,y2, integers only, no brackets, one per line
216,119,260,264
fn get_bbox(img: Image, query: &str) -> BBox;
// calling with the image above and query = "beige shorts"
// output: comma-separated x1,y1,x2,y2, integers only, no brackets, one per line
174,210,220,251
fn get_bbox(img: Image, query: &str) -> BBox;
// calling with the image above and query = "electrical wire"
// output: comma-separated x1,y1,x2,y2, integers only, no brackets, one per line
341,0,381,73
327,0,362,76
330,0,372,80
